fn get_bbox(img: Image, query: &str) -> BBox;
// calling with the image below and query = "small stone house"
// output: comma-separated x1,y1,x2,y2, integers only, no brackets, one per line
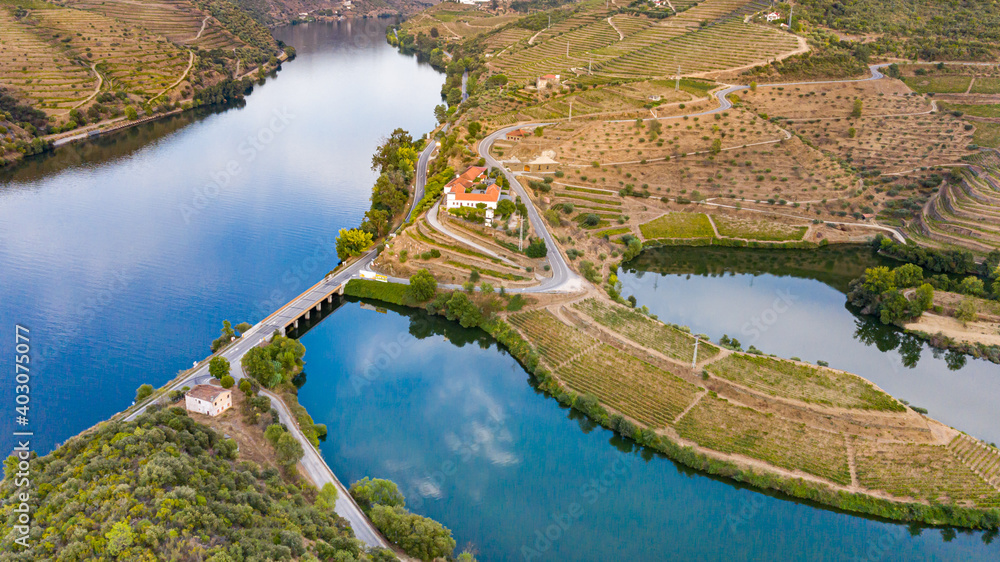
185,385,232,416
524,155,559,173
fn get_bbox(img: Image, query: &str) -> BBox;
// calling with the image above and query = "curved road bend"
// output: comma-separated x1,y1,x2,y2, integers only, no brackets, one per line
477,127,583,293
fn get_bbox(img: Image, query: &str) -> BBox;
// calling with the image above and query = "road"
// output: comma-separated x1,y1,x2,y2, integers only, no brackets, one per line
261,386,389,548
406,139,437,223
123,246,389,549
477,128,583,293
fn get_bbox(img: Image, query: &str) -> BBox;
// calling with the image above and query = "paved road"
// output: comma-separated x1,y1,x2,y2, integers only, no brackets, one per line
122,247,388,548
426,200,520,267
477,127,584,293
262,385,389,548
406,139,437,223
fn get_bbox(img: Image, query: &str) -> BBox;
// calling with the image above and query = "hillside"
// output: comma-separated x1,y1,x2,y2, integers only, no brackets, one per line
0,406,387,560
0,0,282,166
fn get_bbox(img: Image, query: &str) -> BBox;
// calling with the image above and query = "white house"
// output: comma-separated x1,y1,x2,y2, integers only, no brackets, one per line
765,12,780,22
536,74,560,90
443,166,502,226
185,385,232,416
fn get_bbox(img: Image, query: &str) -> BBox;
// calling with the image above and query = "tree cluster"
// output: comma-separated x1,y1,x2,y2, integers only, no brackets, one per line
0,407,377,560
349,478,456,561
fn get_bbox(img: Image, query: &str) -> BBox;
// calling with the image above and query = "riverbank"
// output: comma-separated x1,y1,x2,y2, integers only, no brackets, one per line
345,278,1000,530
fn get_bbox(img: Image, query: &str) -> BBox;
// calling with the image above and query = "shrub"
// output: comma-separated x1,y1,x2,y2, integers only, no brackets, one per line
220,375,235,389
135,384,154,403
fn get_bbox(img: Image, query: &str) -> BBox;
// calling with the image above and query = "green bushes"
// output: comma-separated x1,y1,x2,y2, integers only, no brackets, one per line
350,478,456,560
0,407,366,558
344,279,410,305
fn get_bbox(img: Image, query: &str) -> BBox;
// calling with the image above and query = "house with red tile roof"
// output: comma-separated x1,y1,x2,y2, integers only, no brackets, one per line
505,129,527,141
444,167,502,225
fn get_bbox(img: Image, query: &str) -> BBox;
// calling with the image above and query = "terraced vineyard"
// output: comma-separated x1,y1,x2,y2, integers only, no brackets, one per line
508,309,597,368
556,344,700,427
855,441,1000,508
915,162,1000,255
0,9,98,112
676,394,853,485
594,21,799,78
63,0,242,50
949,435,1000,489
31,7,191,98
712,215,807,241
485,0,800,83
639,212,715,239
706,354,906,411
572,298,719,363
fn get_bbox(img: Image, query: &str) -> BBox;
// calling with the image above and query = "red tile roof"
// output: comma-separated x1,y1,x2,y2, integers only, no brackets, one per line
451,184,501,203
186,384,229,402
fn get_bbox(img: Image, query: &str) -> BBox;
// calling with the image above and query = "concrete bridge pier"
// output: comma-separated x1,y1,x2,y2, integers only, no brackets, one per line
327,295,333,304
305,310,311,320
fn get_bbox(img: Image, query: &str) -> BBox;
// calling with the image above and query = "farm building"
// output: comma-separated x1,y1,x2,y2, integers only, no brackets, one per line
444,166,501,225
185,385,232,416
524,155,559,173
505,129,527,141
536,74,560,89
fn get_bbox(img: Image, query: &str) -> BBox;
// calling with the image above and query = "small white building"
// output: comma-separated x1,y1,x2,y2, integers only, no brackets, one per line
536,74,560,90
765,12,780,22
523,155,559,173
443,166,502,226
185,385,232,417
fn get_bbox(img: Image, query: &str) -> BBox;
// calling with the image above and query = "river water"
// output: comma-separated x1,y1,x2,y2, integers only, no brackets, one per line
1,20,997,562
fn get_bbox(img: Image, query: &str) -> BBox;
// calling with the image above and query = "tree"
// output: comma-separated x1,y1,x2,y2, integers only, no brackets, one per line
220,375,235,389
275,432,304,467
525,237,547,258
350,477,406,511
105,520,134,556
369,505,456,561
211,320,237,352
429,27,439,38
336,228,374,260
956,298,978,325
242,346,281,388
879,290,909,324
583,213,601,226
134,384,154,403
408,269,437,302
235,322,252,334
894,263,924,288
316,482,339,511
749,81,757,92
959,276,985,297
848,127,857,138
209,356,231,380
264,424,285,445
434,104,448,123
912,283,934,312
710,138,722,154
886,63,901,79
496,199,516,218
852,99,863,119
467,121,482,136
863,266,896,295
239,378,253,395
362,208,390,237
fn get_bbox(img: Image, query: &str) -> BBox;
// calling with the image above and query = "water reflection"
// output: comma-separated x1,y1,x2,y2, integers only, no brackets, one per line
621,245,1000,444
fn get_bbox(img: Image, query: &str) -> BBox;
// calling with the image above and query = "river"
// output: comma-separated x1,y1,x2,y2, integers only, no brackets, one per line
1,20,997,562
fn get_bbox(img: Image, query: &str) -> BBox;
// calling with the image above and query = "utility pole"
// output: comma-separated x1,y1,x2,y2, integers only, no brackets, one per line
518,212,524,251
548,14,551,28
692,337,699,368
569,101,573,121
787,4,793,29
589,58,592,75
567,41,570,59
675,65,680,91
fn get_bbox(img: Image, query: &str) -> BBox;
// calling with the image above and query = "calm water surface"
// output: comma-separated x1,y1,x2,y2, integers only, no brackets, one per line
298,300,998,561
0,20,442,453
621,245,1000,445
1,21,997,561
